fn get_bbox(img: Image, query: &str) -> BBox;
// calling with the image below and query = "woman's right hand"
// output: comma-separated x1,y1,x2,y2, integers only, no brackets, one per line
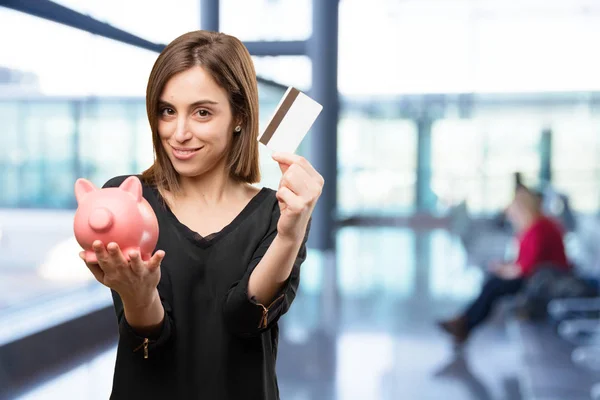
80,240,165,308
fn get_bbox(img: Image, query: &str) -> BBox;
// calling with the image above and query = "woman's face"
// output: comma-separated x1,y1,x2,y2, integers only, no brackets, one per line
157,66,236,179
506,190,539,231
506,199,525,230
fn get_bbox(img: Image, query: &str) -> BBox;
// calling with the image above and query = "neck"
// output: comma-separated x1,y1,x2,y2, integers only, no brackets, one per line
177,165,240,206
520,212,542,232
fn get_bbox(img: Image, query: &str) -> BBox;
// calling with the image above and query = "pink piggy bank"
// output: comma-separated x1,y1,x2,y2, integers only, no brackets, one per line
73,176,159,264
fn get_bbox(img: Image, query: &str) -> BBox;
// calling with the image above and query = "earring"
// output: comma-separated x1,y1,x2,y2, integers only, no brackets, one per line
234,126,241,133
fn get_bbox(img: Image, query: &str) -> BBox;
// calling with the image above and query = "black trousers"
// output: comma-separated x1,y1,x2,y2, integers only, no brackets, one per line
465,276,525,331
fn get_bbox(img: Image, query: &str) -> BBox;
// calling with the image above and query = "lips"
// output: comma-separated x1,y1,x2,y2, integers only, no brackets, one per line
171,146,203,160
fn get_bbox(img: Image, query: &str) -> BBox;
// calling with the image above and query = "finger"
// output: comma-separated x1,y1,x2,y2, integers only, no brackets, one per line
106,242,128,269
272,152,292,175
93,240,110,266
86,262,105,283
272,152,322,182
276,186,306,213
128,250,145,275
147,250,165,272
276,161,290,175
281,164,311,196
283,164,323,201
81,251,104,282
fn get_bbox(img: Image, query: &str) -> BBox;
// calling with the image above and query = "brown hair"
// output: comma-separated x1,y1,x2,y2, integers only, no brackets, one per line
514,186,543,214
141,30,261,193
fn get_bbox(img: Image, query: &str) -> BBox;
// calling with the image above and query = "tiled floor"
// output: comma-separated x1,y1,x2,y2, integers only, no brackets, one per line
12,228,525,400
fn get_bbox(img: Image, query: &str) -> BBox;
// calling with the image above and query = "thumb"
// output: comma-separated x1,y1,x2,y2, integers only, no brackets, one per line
272,153,290,174
148,250,165,272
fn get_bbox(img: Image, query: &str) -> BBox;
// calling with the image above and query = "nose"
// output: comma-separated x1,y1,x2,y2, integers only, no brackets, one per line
89,207,114,232
174,117,193,143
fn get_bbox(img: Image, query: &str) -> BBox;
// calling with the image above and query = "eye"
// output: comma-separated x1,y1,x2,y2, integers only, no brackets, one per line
196,109,211,118
160,107,175,116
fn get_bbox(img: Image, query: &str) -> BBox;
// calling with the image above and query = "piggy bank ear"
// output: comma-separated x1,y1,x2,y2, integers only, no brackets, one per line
74,178,97,204
119,176,143,203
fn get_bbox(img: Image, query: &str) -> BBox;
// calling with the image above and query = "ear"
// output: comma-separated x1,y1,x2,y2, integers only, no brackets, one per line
119,176,143,203
74,178,97,204
235,119,244,130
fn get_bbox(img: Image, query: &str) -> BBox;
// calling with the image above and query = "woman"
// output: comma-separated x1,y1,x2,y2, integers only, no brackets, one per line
79,30,323,399
438,187,568,345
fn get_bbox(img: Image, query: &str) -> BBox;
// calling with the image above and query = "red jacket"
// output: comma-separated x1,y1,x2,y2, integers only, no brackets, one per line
516,216,569,277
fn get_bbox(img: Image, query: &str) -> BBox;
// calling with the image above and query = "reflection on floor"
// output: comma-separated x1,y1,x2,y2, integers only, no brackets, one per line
0,271,87,313
15,228,524,400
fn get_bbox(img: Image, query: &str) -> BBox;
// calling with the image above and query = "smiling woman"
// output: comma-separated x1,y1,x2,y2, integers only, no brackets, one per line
78,30,324,400
142,31,261,196
156,66,240,175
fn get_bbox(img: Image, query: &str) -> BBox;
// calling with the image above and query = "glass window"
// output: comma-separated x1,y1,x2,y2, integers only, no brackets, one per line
429,230,482,300
79,101,149,188
552,116,600,212
220,0,311,41
253,56,312,93
431,119,485,210
338,113,417,217
337,227,415,299
53,0,200,44
0,102,22,207
0,7,288,345
0,7,158,97
0,90,287,208
338,0,600,96
431,116,542,214
3,4,311,99
23,101,77,208
339,0,472,96
479,115,542,212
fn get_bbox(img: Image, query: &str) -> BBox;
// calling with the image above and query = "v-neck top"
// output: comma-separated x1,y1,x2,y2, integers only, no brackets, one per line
102,175,309,400
155,185,270,249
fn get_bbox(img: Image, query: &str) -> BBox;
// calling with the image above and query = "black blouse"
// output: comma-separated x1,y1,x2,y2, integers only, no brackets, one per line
102,175,308,400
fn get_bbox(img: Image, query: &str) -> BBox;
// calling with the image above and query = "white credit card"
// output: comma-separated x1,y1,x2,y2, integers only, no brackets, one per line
258,87,323,153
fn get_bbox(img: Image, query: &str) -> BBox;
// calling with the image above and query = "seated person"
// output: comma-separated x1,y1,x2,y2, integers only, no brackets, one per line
438,187,569,345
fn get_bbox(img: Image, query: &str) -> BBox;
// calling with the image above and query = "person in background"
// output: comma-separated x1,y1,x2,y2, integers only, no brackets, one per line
438,186,569,345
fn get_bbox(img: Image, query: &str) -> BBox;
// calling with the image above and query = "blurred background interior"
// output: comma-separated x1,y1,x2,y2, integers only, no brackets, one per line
2,0,600,399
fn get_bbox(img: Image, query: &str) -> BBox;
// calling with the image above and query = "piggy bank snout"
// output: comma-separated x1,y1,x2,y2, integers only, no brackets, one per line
88,207,114,232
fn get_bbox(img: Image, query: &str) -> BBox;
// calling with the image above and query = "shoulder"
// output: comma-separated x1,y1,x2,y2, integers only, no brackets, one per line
259,187,279,212
259,186,277,201
527,216,563,240
247,186,279,229
537,216,560,231
542,216,565,238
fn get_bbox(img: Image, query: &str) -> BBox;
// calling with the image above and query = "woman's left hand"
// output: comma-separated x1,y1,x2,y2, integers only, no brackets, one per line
492,263,523,280
272,152,324,243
